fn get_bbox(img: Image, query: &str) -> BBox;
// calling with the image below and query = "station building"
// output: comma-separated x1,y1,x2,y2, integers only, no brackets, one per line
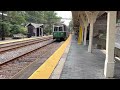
26,23,44,38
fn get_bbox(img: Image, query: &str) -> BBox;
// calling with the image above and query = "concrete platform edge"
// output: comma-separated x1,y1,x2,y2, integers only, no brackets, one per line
50,37,72,79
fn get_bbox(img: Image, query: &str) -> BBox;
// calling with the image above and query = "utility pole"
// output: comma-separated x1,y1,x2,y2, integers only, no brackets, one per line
1,11,5,40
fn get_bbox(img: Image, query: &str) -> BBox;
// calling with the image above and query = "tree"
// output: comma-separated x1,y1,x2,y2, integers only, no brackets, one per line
10,24,21,34
7,11,26,25
43,11,62,34
0,22,11,37
0,11,62,38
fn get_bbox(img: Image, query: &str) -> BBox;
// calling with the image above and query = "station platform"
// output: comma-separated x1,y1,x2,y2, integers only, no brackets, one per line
51,34,120,79
27,34,120,79
59,35,106,79
0,35,52,45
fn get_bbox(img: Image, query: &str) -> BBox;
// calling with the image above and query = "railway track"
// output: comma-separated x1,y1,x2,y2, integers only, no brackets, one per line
0,36,53,53
0,36,54,65
0,41,64,79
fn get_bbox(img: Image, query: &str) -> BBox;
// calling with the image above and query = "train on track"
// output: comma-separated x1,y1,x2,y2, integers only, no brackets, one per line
53,23,69,41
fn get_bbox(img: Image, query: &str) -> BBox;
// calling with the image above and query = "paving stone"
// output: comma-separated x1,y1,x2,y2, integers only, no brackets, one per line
60,35,117,79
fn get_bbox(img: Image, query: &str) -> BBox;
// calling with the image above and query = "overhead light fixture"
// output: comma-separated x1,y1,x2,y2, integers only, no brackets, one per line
0,12,7,16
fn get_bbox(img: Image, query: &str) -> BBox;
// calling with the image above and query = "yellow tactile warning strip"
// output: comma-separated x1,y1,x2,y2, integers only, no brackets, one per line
28,34,71,79
0,36,52,45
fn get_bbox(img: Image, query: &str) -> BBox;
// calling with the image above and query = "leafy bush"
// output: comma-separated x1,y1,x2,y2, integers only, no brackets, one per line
11,25,27,35
20,27,27,35
10,24,21,35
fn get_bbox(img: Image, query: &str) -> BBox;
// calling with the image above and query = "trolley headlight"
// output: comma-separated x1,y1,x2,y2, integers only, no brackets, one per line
53,33,56,35
61,32,64,35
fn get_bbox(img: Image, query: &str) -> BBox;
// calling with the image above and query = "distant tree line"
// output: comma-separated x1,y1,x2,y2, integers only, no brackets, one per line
0,11,62,37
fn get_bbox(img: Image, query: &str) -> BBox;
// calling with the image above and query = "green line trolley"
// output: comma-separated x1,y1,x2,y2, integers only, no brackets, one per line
53,23,69,41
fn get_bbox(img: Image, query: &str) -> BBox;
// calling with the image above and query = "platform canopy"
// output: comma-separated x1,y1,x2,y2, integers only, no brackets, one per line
72,11,118,78
71,11,105,28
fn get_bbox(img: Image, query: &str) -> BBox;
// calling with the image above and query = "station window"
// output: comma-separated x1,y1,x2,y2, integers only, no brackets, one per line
59,27,63,31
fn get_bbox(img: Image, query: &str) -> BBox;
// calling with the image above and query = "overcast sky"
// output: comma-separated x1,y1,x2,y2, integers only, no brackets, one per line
55,11,72,26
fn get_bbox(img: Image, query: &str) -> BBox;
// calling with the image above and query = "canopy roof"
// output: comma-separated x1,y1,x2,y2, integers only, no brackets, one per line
72,11,106,28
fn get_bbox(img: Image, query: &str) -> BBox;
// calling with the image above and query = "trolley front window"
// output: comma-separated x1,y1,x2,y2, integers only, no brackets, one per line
59,27,63,31
54,27,58,31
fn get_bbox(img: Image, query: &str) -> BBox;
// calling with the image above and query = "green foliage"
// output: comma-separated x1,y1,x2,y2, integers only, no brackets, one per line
0,21,11,36
9,25,27,35
10,24,21,35
43,11,62,35
20,27,27,35
7,11,26,25
0,11,62,38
